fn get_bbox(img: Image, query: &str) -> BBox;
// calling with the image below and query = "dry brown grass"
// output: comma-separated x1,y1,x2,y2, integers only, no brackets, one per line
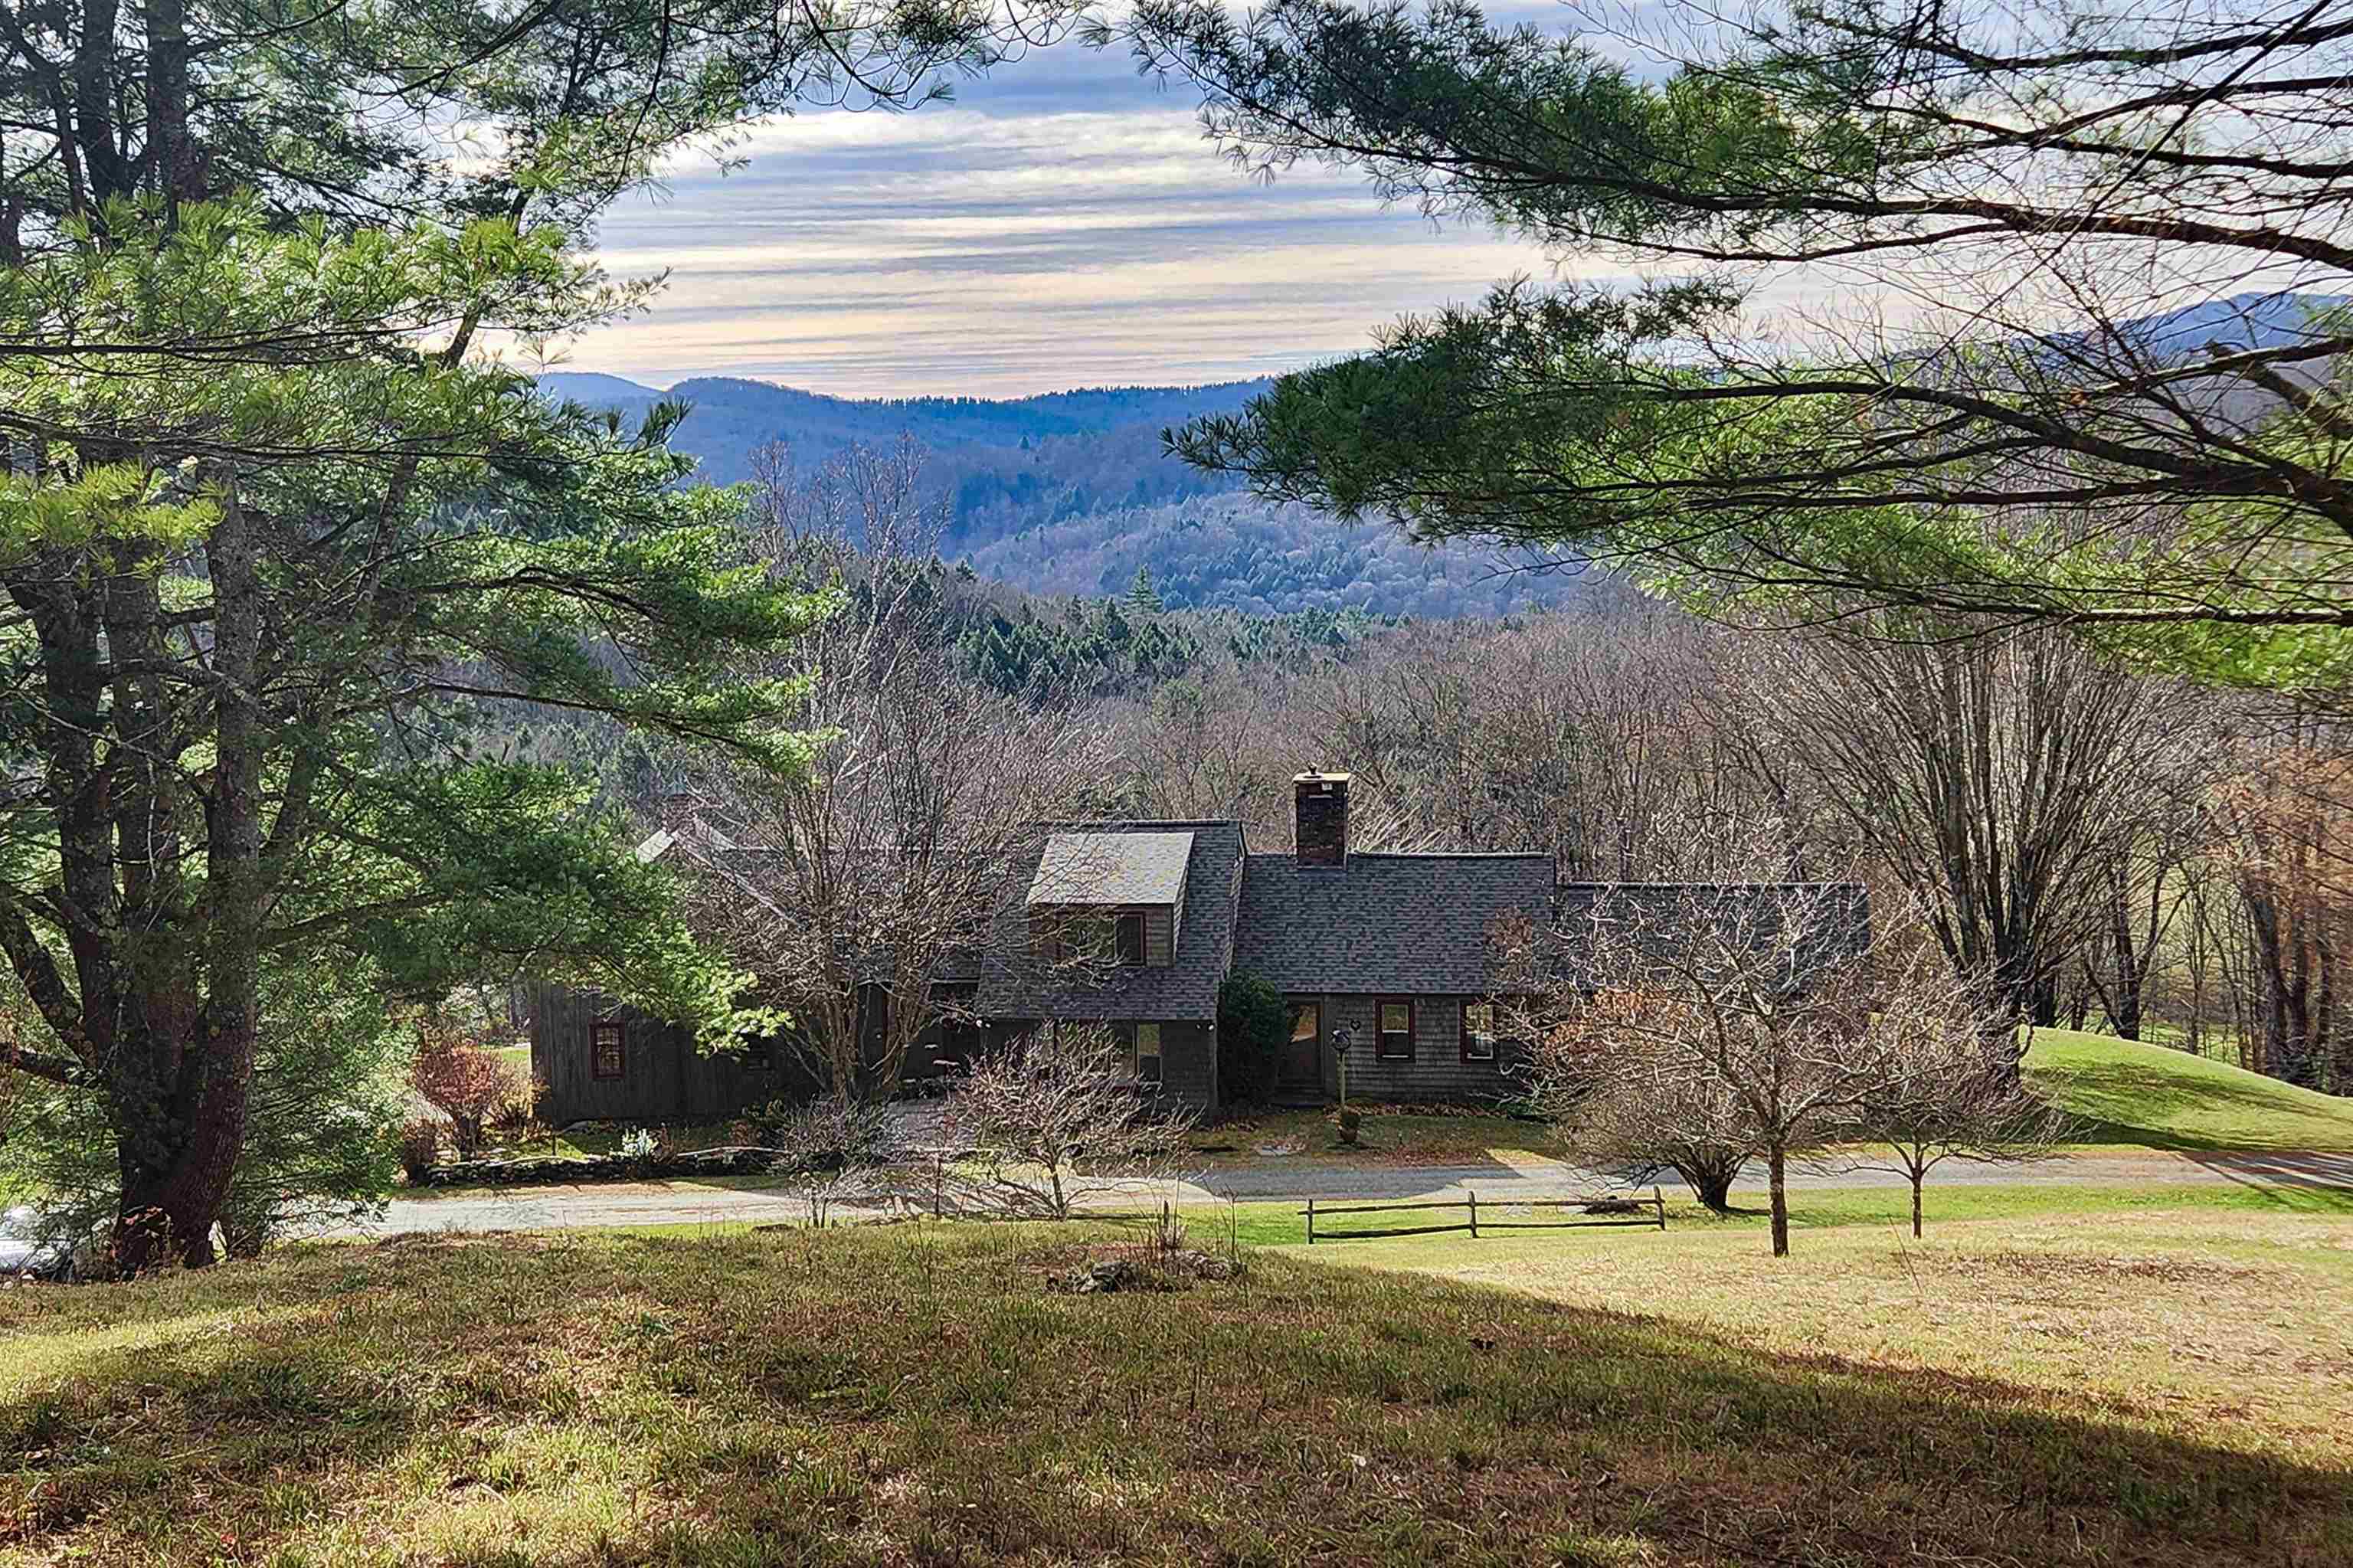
1317,1204,2353,1471
2,1202,2349,1565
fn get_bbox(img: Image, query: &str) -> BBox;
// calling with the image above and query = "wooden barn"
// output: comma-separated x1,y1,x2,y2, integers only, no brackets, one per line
522,979,980,1126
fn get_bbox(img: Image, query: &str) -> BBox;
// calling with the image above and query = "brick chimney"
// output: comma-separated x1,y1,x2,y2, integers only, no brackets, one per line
1294,771,1351,868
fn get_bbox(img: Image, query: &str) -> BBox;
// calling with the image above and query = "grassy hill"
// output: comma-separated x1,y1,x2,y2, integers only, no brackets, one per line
4,1193,2348,1566
2027,1029,2353,1152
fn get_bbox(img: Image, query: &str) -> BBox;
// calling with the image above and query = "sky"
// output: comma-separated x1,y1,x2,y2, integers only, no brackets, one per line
555,36,1572,398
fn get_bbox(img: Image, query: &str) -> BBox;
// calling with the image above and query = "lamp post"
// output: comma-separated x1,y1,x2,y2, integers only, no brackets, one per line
1329,1025,1353,1108
1329,1026,1360,1147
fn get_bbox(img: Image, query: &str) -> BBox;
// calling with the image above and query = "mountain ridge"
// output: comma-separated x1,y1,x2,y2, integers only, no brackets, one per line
540,290,2344,618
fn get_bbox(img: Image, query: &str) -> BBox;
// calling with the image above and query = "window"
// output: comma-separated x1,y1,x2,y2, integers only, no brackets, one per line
1114,912,1146,965
1461,1000,1498,1062
1109,1022,1164,1082
591,1018,626,1080
1376,998,1414,1060
1040,912,1117,962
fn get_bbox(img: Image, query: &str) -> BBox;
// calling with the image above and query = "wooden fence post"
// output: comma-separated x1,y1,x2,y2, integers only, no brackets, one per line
1307,1196,1316,1246
933,1153,943,1220
1468,1190,1479,1239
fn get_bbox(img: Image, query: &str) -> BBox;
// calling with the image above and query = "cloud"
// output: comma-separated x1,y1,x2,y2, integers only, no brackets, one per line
561,51,1567,396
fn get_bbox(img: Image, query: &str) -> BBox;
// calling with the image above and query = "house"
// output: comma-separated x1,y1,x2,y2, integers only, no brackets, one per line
526,771,1867,1121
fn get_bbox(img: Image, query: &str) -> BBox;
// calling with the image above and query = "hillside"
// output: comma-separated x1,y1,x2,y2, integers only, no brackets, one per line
541,291,2342,619
7,1201,2351,1565
538,371,1589,617
2028,1030,2353,1152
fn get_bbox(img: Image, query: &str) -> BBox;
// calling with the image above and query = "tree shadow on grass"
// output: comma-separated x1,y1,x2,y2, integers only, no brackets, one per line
2036,1058,2353,1153
2,1226,2347,1566
2184,1150,2353,1194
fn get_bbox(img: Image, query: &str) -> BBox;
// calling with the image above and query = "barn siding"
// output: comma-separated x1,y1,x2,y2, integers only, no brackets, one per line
526,981,817,1125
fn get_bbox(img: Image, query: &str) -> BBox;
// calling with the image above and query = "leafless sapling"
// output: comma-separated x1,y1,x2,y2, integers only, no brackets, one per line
941,1026,1199,1219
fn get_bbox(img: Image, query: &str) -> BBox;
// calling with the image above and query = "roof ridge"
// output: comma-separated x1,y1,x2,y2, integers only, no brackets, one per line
1558,879,1868,891
1038,818,1243,831
1248,849,1553,863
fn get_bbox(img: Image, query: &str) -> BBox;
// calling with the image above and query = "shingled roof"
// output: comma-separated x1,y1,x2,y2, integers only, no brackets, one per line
1550,882,1871,987
977,820,1245,1023
1232,851,1556,995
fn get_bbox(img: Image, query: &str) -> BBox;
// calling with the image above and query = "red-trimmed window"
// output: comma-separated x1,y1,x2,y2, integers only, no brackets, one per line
1376,998,1414,1060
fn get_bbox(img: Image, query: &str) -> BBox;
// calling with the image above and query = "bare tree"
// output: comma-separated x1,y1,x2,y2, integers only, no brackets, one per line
671,440,1114,1099
2217,738,2353,1089
1506,870,2014,1256
943,1027,1199,1219
1738,626,2218,1031
1841,981,2077,1237
760,1098,911,1227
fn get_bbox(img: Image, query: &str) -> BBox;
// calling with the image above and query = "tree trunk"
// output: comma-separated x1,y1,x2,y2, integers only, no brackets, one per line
1683,1155,1736,1212
112,482,267,1272
1767,1143,1789,1257
1911,1173,1923,1239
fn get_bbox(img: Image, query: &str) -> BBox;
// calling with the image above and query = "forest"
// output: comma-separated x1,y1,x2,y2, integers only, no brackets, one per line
540,371,1595,615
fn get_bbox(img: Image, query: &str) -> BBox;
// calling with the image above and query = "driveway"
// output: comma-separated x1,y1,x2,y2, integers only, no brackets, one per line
346,1147,2353,1239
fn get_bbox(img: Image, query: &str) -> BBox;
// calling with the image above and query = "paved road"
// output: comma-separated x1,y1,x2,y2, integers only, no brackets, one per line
9,1152,2344,1262
345,1148,2353,1240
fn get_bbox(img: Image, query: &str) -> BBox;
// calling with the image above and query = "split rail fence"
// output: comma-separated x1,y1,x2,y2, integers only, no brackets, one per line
1304,1188,1667,1244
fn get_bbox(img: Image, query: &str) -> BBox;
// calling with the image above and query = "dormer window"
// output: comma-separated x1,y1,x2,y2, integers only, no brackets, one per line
1025,830,1192,971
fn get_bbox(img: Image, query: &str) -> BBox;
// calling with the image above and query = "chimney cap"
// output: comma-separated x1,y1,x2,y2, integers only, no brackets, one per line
1292,770,1353,786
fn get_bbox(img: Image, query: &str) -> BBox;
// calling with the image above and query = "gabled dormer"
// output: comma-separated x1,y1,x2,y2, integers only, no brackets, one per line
1024,830,1193,967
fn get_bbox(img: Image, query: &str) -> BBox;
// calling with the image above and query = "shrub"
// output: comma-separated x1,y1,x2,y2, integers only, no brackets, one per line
408,1016,527,1158
397,1121,441,1186
1216,971,1288,1105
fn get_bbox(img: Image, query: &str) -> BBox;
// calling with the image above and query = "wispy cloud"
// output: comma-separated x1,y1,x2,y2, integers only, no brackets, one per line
557,51,1572,396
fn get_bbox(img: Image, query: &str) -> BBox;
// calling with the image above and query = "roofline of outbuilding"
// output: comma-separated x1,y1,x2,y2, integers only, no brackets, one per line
1556,879,1869,891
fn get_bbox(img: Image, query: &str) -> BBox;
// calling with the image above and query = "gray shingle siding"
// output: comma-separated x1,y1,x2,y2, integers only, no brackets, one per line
1305,992,1523,1104
1157,1020,1216,1111
1233,853,1556,994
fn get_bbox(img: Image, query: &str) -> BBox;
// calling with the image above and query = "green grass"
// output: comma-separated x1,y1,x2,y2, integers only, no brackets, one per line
2027,1029,2353,1152
5,1190,2351,1566
1208,1177,2353,1249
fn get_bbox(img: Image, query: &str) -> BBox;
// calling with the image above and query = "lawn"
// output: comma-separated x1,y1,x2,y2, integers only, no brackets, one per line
1190,1103,1552,1169
5,1187,2351,1566
2027,1029,2353,1152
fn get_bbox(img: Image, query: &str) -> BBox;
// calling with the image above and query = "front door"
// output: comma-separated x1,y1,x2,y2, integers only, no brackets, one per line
1280,1000,1322,1092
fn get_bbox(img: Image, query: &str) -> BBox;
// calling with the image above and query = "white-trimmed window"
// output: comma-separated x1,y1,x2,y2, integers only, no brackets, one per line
1376,999,1414,1060
1461,1000,1498,1062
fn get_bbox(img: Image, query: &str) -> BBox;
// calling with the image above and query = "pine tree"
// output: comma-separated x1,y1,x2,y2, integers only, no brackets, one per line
1128,564,1165,614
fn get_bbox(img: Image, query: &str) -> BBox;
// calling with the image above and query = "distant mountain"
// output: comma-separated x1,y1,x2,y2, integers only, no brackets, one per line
542,290,2344,619
538,371,1275,484
2038,289,2351,365
532,366,1585,617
